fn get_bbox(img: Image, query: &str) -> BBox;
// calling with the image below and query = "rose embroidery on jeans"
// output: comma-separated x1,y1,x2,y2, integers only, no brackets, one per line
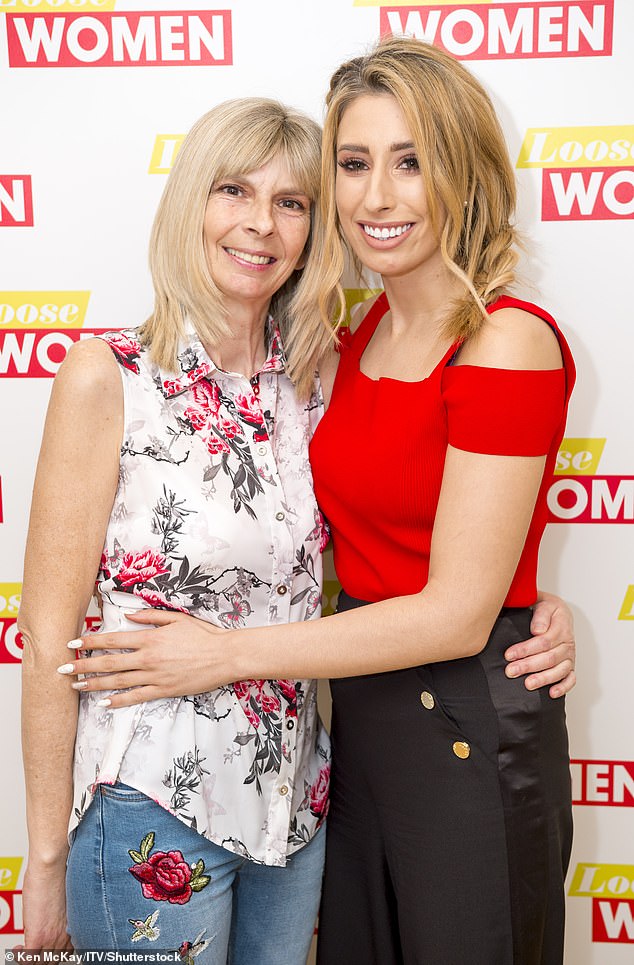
128,832,210,904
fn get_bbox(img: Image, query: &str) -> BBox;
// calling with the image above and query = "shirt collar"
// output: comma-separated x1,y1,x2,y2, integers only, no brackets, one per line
157,318,286,399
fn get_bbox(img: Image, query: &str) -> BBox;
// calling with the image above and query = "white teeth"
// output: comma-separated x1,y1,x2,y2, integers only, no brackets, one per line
226,247,274,265
363,223,412,240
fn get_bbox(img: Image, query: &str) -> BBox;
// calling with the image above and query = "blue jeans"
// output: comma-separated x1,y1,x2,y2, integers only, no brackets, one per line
66,783,325,965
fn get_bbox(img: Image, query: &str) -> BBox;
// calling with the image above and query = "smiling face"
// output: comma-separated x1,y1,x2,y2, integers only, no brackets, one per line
203,154,312,317
335,93,445,284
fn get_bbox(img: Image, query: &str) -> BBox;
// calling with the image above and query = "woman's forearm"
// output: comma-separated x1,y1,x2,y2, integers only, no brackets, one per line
21,631,79,866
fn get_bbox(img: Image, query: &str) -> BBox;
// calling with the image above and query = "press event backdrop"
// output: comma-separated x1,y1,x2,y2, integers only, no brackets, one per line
0,0,633,960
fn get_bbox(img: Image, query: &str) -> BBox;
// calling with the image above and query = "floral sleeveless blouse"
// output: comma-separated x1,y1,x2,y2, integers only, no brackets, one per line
71,321,331,866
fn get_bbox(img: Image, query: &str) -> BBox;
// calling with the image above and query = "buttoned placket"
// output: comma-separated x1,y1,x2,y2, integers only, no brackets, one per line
253,370,300,851
159,324,306,861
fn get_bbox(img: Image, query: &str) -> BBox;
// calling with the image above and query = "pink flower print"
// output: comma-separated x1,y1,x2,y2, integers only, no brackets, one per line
132,587,188,613
118,550,170,587
233,680,261,728
203,433,230,456
277,680,297,702
162,378,183,397
219,417,242,440
184,381,222,430
234,393,265,427
106,331,142,372
309,764,330,820
258,690,281,715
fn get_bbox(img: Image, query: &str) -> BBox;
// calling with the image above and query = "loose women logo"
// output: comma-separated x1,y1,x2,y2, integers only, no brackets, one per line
374,2,613,60
571,760,634,806
0,291,90,328
0,328,102,376
0,175,33,226
0,857,23,936
0,1,115,11
569,864,634,943
548,439,634,523
149,134,185,174
6,9,232,67
517,126,634,220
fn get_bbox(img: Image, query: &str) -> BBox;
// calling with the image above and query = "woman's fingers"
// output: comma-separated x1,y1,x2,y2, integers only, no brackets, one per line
526,666,576,699
505,634,574,667
505,639,575,692
124,608,185,626
96,686,164,709
70,668,149,694
58,649,142,678
68,630,145,652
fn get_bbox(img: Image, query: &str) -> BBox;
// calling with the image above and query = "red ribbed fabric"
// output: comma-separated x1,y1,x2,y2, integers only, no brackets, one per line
310,293,575,605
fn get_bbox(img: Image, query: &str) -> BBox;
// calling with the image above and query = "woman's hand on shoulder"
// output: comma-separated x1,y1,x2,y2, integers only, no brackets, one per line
457,305,563,370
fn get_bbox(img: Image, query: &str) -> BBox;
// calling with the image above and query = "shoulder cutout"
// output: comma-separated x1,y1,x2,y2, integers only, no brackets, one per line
456,307,563,371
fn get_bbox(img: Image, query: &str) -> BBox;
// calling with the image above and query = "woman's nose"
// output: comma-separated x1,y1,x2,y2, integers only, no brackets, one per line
364,168,393,214
246,199,275,235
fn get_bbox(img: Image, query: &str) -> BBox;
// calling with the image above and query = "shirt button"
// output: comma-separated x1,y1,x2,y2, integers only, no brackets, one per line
452,741,471,760
420,691,435,710
276,585,288,596
257,444,267,456
286,719,295,730
279,785,289,796
275,511,285,521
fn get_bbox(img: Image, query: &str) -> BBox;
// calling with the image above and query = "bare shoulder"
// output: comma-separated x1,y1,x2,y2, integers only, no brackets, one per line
52,336,122,408
349,290,384,334
457,305,563,371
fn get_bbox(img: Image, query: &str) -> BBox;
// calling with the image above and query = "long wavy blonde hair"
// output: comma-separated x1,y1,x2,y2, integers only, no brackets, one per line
286,37,519,396
141,98,323,373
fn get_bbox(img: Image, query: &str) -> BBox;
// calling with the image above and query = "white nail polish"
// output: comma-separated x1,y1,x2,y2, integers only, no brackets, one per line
57,663,75,675
96,698,112,708
71,681,88,690
67,639,84,649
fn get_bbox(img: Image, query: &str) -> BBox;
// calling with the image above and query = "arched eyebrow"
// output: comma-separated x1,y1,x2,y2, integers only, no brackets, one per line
337,141,415,153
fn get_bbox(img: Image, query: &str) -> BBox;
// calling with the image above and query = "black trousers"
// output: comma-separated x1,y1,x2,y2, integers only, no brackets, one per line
317,594,573,965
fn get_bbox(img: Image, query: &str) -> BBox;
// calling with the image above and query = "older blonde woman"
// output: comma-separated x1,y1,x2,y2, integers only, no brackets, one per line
20,99,330,964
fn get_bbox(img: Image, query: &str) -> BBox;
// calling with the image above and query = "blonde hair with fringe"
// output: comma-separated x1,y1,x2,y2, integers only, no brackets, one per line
141,98,323,375
286,37,519,395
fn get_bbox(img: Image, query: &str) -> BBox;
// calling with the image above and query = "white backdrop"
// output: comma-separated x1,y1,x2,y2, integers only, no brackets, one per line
1,1,633,960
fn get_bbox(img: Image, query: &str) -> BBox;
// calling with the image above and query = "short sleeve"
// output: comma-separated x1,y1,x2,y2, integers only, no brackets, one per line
442,365,566,456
